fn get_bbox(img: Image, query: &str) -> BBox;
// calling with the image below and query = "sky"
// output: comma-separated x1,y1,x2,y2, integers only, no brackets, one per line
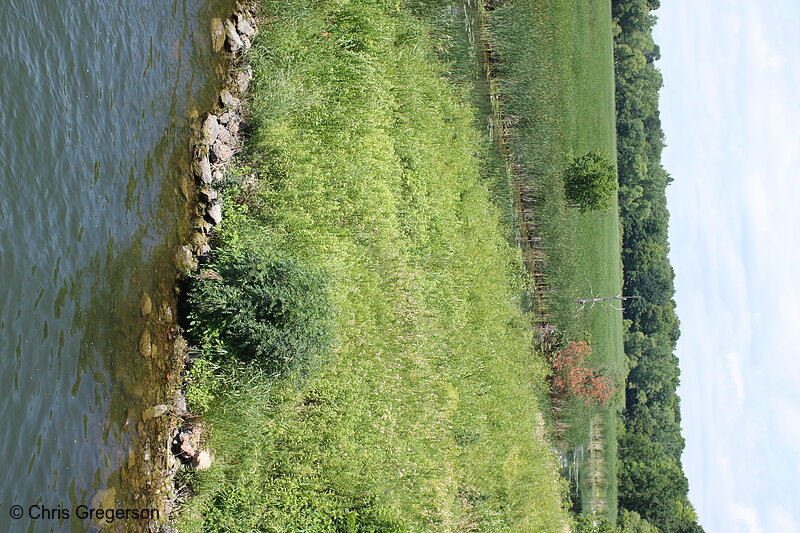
653,1,800,532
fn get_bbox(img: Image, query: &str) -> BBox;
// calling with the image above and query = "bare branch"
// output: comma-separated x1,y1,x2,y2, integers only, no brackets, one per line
575,295,641,305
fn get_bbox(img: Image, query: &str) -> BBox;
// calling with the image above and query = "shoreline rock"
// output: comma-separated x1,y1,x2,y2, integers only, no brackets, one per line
153,3,257,528
140,292,153,316
176,6,255,265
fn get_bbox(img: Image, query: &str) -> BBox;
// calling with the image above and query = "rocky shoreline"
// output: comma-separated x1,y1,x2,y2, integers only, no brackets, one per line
174,4,256,275
130,3,259,531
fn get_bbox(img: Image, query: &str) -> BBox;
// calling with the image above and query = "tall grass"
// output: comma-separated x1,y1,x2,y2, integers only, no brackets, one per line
489,0,624,521
178,1,571,531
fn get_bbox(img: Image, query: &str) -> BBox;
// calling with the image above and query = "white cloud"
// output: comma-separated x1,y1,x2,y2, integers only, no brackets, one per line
724,352,745,405
730,504,764,533
655,0,800,532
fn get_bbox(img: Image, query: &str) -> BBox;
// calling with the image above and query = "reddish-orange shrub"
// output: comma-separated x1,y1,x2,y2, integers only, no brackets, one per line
549,341,615,405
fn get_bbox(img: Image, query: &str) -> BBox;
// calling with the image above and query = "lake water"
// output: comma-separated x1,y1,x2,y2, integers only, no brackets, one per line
0,0,232,530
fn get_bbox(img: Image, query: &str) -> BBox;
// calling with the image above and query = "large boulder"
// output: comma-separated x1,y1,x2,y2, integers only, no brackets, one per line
207,203,223,225
211,18,226,52
220,89,241,109
236,14,256,37
211,140,234,163
202,114,220,147
174,245,197,274
140,292,152,316
194,154,212,184
174,428,200,460
192,450,213,470
225,19,243,52
216,123,235,146
234,67,253,93
199,187,218,203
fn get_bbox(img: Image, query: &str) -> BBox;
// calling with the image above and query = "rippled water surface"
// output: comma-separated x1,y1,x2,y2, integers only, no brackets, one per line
0,0,232,529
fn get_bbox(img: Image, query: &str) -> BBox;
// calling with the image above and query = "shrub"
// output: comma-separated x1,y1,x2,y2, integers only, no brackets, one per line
188,248,331,375
564,150,618,211
549,341,615,405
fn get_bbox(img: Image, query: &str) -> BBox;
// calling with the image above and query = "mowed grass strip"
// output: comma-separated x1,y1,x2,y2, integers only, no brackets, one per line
490,0,624,520
178,1,570,531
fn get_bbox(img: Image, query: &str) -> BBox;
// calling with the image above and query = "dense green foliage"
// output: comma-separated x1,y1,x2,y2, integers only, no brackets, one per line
573,510,659,532
611,1,704,532
489,0,624,520
564,151,618,211
618,510,661,533
178,1,571,531
188,248,331,375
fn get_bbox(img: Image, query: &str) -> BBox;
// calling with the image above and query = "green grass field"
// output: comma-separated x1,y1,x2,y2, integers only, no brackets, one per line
489,0,625,521
177,1,573,531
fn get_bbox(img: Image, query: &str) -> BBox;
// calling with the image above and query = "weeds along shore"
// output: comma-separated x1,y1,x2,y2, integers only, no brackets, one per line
170,0,572,531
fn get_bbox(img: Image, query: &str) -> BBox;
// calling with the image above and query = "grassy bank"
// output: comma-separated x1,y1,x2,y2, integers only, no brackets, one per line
489,0,625,521
178,1,571,531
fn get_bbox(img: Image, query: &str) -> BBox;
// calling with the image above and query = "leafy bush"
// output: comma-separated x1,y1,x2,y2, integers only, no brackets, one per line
564,150,618,211
549,341,615,405
184,356,222,413
188,248,331,375
573,513,620,533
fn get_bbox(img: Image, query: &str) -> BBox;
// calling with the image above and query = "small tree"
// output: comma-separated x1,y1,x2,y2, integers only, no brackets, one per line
564,150,618,211
549,341,615,405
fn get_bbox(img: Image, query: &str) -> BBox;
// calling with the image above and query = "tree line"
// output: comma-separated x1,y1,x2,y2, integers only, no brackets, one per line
612,1,705,532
